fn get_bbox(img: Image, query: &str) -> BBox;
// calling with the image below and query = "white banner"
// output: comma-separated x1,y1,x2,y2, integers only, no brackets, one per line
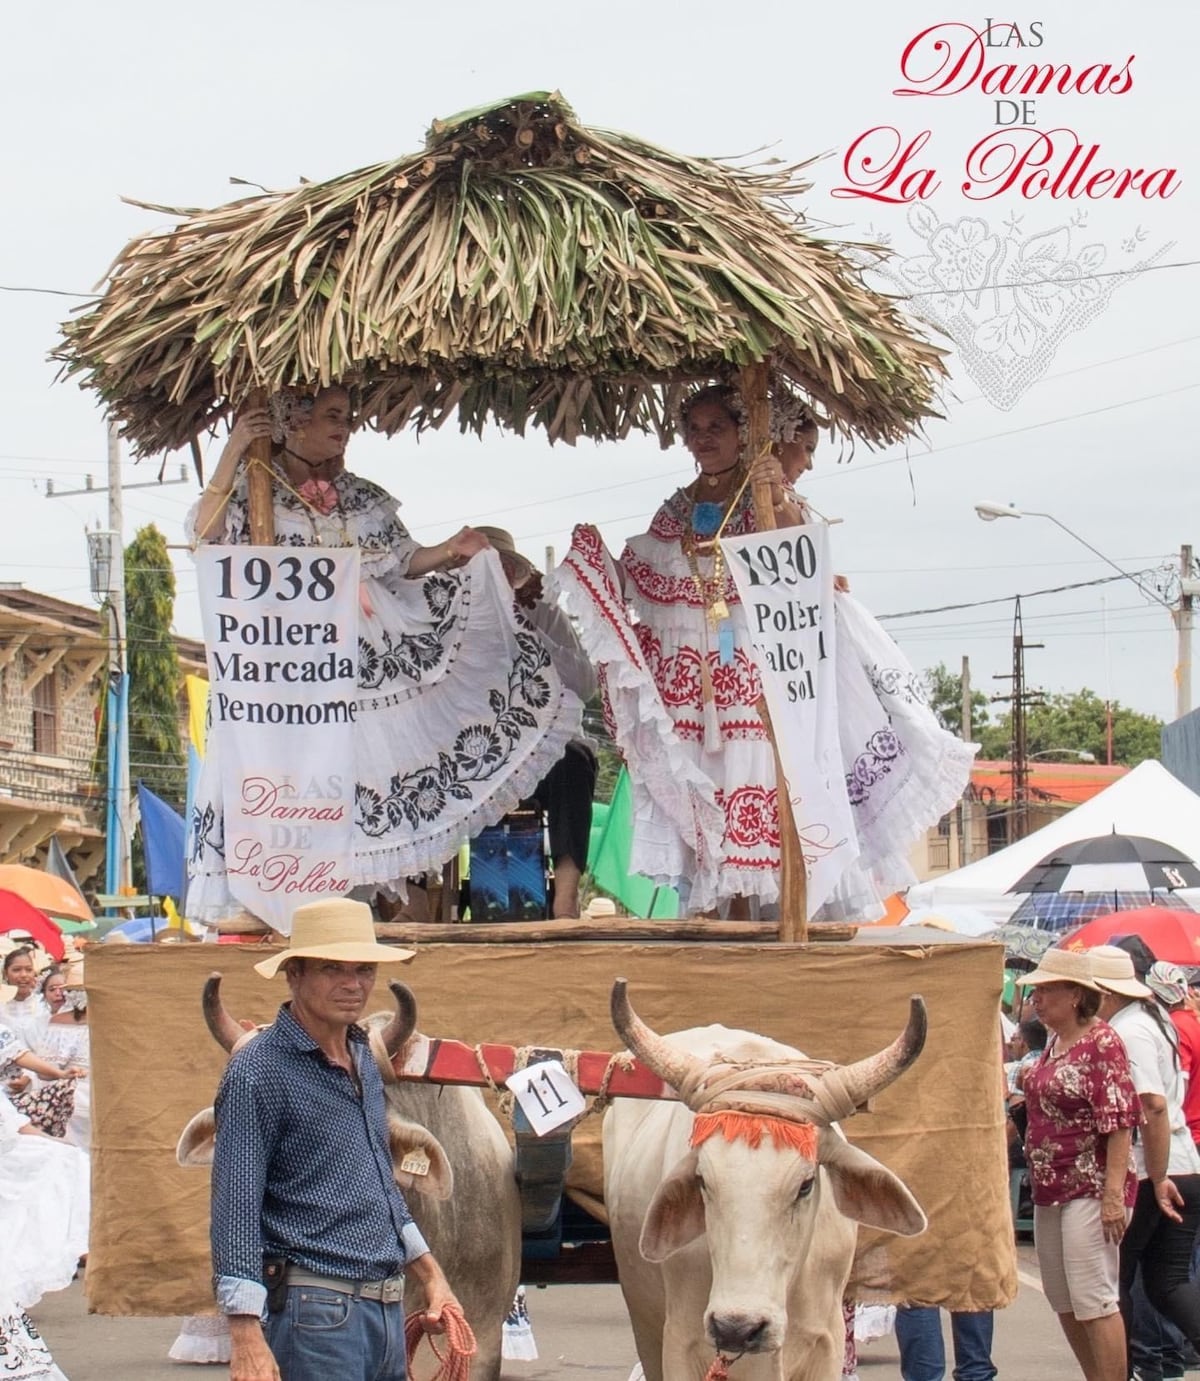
721,525,858,918
193,546,360,932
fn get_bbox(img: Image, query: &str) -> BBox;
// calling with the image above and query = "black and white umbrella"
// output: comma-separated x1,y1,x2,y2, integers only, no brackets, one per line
1008,832,1200,897
1006,889,1195,932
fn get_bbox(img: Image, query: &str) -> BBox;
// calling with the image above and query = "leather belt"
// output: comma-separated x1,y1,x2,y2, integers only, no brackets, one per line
285,1266,405,1304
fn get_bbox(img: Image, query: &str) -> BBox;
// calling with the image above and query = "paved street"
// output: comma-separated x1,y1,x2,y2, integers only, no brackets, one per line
32,1242,1079,1379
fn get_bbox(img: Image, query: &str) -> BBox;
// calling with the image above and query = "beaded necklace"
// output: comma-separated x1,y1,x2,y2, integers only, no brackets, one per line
678,470,751,629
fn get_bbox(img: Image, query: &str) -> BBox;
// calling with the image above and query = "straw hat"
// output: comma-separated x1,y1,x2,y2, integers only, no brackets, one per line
1089,944,1153,1000
583,896,617,920
1018,948,1103,991
253,899,415,978
475,527,534,587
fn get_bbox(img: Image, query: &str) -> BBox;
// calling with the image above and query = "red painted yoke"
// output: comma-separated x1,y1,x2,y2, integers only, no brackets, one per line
392,1034,679,1102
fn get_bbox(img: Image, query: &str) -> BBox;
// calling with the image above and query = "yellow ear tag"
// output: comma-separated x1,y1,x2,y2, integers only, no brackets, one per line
400,1150,431,1177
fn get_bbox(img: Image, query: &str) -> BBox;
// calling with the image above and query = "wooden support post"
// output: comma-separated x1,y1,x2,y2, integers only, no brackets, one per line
739,362,808,943
245,387,275,545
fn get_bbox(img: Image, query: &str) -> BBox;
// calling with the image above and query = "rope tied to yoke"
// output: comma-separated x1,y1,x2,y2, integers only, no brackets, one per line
368,1026,635,1121
404,1302,476,1380
468,1044,637,1122
673,1057,865,1128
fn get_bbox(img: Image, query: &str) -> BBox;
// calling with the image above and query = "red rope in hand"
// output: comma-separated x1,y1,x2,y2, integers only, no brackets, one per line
404,1303,477,1380
704,1352,739,1380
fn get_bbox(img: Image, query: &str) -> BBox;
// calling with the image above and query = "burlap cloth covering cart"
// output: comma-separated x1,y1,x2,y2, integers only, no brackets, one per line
84,935,1015,1315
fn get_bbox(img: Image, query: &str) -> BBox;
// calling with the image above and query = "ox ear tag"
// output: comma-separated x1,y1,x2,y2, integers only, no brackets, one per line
400,1149,431,1177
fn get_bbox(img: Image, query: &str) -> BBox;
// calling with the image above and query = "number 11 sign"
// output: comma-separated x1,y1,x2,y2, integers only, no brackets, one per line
505,1059,587,1135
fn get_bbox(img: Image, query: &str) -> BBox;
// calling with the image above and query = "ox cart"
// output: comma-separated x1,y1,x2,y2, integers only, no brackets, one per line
84,931,1017,1320
58,91,1016,1371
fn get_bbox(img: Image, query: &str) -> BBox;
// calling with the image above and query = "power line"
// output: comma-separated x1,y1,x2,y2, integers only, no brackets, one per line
0,283,95,299
805,382,1200,487
898,257,1200,300
5,258,1196,307
876,571,1148,622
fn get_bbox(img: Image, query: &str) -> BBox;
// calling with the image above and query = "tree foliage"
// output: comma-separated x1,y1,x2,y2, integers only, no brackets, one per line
922,665,1162,766
922,662,991,739
125,525,186,810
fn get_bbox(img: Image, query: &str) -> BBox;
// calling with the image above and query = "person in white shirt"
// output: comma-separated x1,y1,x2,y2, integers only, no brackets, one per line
1092,944,1200,1373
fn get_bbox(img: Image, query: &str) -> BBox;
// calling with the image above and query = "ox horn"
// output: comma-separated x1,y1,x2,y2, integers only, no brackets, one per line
379,981,419,1059
829,995,928,1113
611,978,705,1095
202,973,245,1054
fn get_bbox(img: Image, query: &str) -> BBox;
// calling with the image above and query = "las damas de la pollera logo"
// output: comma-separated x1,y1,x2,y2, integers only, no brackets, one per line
832,19,1178,408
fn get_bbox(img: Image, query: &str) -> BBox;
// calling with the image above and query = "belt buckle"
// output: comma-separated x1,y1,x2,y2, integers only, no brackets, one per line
382,1277,405,1305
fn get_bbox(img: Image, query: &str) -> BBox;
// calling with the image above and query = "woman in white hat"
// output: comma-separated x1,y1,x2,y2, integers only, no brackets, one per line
1019,948,1140,1381
1091,945,1200,1371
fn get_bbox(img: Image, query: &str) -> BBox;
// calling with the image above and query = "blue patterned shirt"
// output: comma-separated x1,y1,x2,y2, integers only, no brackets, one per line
211,1004,429,1316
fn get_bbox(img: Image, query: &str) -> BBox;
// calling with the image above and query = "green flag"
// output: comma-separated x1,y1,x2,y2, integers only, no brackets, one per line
588,768,678,919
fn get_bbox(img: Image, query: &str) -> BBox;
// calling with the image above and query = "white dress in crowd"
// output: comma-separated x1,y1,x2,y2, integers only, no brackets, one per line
0,1094,90,1379
185,466,582,927
555,489,975,917
38,1022,89,1150
0,995,50,1069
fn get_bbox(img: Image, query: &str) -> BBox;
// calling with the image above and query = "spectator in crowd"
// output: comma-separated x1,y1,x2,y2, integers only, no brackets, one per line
1091,945,1200,1376
1021,948,1140,1381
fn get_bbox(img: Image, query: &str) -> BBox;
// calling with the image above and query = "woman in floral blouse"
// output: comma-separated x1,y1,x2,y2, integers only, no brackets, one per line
1021,948,1140,1381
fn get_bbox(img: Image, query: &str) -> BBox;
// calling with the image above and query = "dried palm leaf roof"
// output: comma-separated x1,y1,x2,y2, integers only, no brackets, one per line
56,91,945,458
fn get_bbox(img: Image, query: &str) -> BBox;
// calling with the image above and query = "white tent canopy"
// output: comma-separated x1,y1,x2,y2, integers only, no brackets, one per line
906,761,1200,926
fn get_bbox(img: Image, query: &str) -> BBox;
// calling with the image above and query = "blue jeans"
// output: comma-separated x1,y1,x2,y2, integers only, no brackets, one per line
267,1285,407,1381
895,1307,997,1381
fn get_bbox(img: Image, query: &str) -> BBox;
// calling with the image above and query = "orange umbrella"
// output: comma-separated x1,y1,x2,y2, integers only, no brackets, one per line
0,864,92,922
858,892,910,927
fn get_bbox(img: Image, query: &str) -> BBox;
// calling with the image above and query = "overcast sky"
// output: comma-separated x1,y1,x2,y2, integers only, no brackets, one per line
2,0,1195,727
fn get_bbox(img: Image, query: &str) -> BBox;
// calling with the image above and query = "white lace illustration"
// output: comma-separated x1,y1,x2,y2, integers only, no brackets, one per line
859,206,1174,409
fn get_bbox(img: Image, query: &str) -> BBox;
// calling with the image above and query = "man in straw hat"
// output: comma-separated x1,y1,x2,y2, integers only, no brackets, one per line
476,525,598,919
210,899,459,1381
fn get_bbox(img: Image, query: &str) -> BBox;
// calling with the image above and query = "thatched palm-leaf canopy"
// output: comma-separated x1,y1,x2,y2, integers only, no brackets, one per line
56,92,944,457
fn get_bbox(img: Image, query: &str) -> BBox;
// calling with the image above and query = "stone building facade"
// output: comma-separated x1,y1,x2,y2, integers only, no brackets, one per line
0,584,204,883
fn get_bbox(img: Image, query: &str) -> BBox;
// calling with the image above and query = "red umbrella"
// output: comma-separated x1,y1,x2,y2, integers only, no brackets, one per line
1057,907,1200,966
0,889,67,961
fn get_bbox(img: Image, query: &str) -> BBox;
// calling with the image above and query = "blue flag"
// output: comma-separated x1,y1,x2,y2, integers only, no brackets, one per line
136,781,185,899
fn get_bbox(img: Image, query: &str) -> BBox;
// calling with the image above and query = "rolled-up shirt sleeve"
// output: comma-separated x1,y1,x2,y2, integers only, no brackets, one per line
211,1062,280,1315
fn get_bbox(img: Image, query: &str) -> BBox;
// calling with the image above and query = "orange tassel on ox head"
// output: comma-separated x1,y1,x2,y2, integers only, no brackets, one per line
689,1110,818,1161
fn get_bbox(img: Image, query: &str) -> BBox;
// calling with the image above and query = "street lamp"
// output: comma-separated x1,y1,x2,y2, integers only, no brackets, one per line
974,501,1192,721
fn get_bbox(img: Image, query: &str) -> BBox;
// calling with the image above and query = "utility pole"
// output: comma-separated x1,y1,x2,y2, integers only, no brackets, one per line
106,422,132,896
1177,543,1195,721
993,597,1044,844
48,430,188,900
959,655,974,866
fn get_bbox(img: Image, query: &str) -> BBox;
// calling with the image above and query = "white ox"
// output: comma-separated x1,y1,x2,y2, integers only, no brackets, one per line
178,976,521,1381
603,981,928,1381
